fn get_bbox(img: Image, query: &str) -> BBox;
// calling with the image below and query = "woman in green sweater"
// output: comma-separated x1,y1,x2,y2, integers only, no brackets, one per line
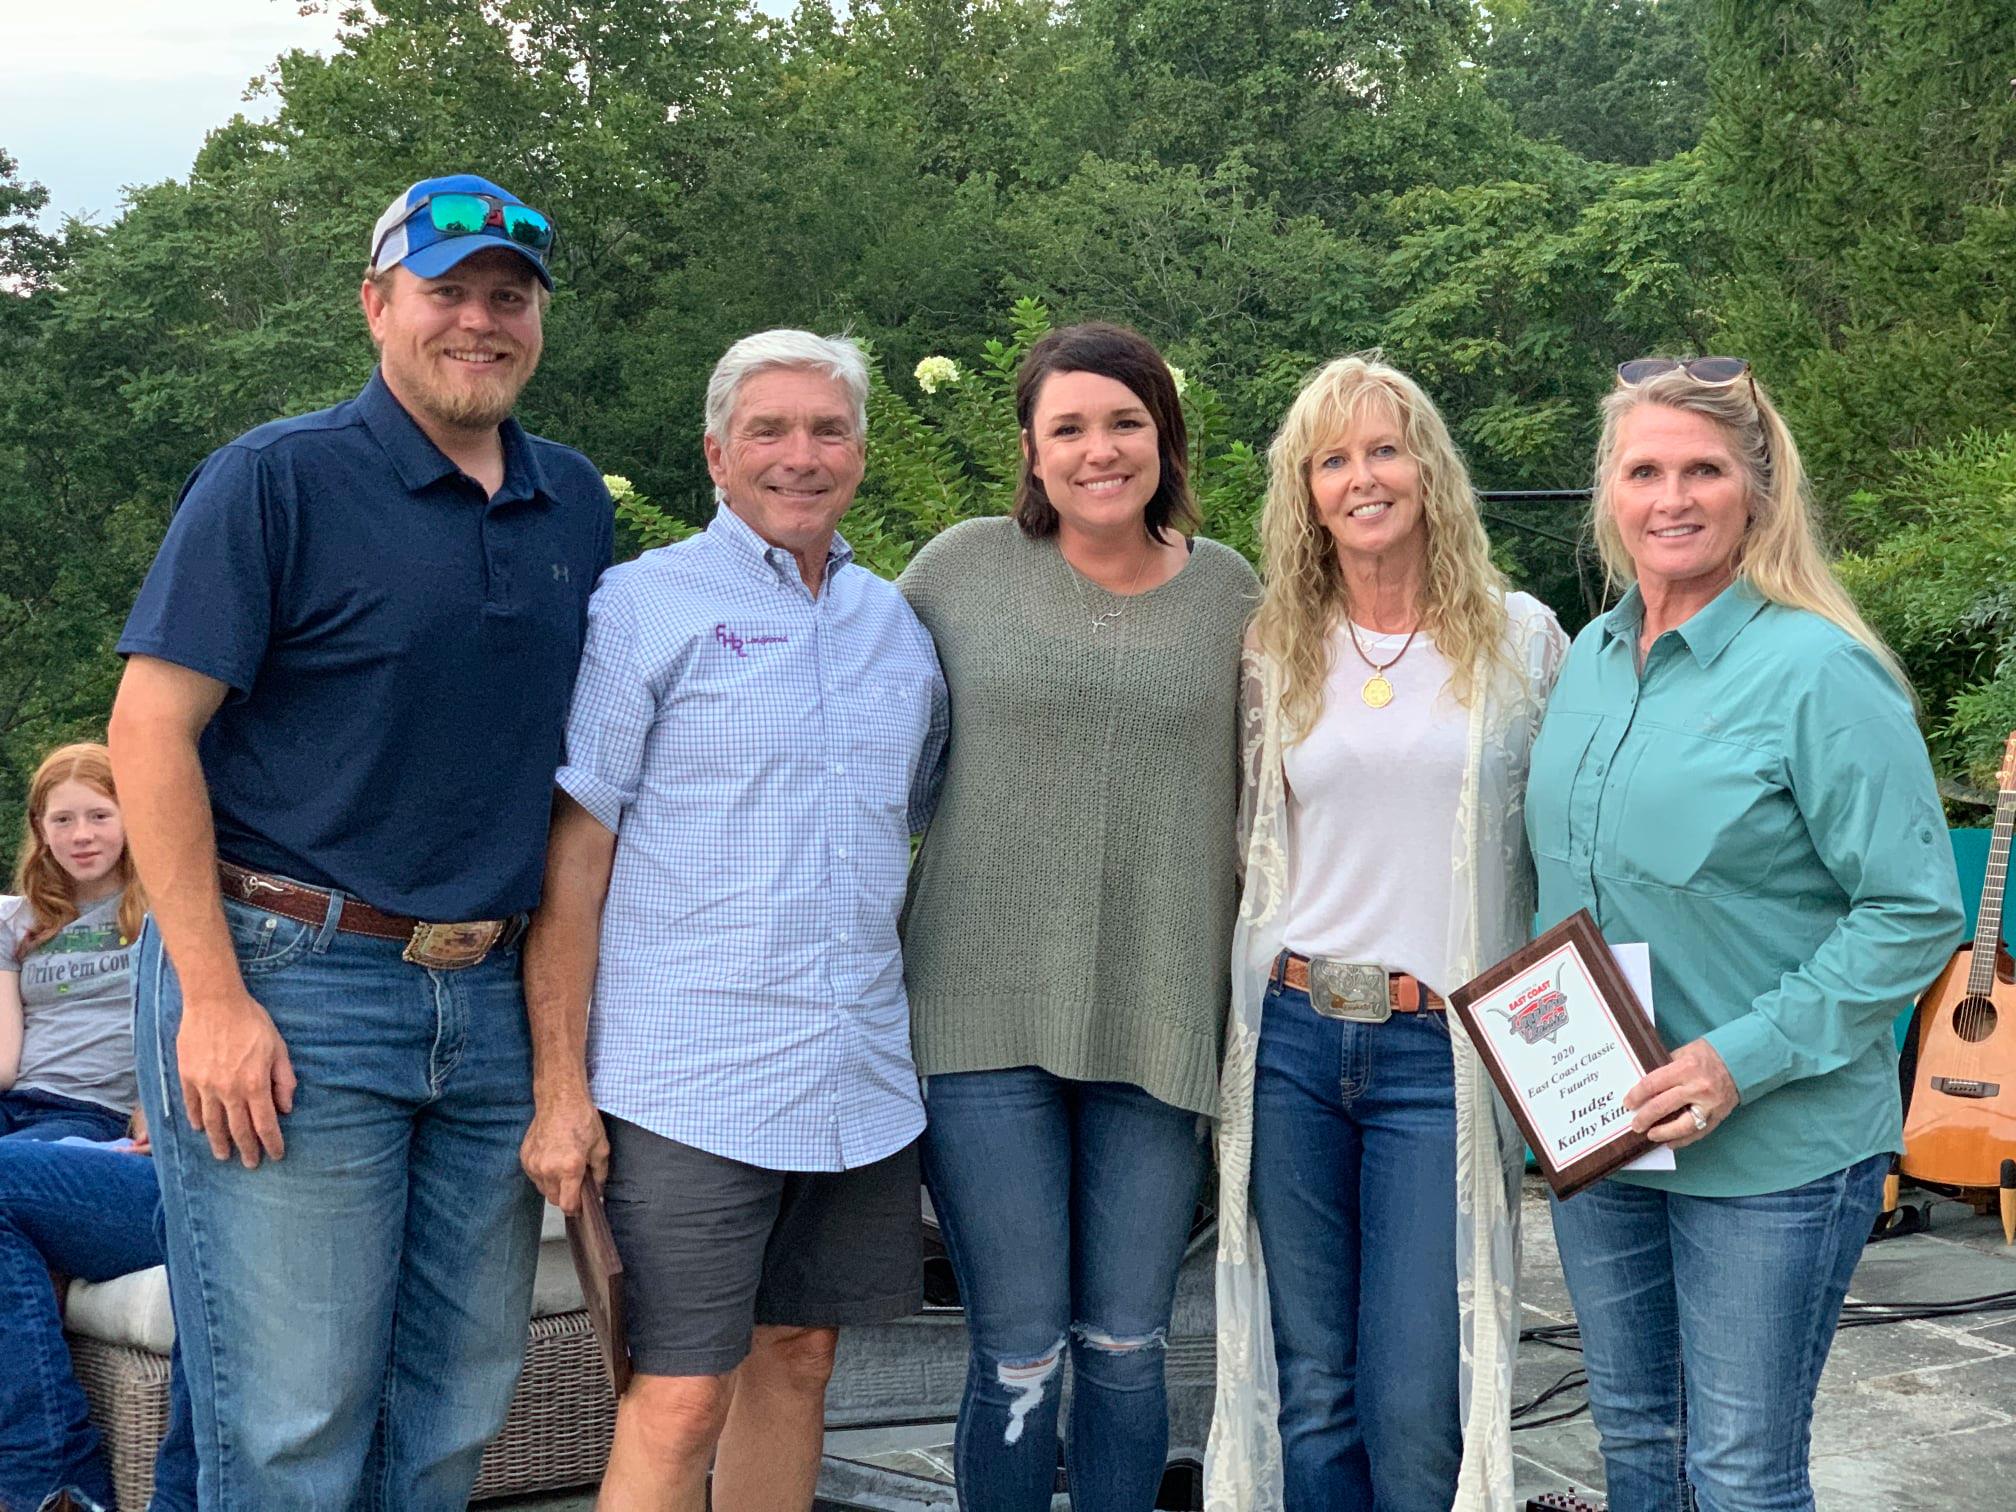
899,323,1258,1512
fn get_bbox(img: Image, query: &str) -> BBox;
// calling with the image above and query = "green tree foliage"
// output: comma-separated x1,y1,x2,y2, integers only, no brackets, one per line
1705,0,2016,521
626,299,1266,573
1,0,2011,827
1839,433,2016,789
1484,0,1711,166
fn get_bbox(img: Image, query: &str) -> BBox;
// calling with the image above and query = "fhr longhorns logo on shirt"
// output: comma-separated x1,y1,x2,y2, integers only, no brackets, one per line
714,623,790,658
1492,962,1571,1046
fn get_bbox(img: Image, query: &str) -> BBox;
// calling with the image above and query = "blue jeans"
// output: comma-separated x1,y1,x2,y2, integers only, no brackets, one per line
0,1138,195,1512
0,1089,130,1144
1549,1153,1888,1512
922,1068,1209,1512
134,895,543,1512
1249,977,1461,1512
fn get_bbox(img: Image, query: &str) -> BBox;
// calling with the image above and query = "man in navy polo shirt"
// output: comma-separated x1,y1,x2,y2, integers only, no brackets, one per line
106,173,612,1511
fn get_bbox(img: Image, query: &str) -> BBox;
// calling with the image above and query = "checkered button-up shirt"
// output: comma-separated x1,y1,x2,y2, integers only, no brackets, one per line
558,504,949,1171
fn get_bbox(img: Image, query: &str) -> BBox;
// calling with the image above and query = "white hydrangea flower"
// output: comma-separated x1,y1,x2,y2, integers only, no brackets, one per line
602,473,636,498
1167,364,1188,397
914,355,960,394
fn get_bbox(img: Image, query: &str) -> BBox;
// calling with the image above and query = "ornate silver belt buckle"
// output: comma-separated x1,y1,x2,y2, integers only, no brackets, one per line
1307,959,1392,1023
403,919,504,971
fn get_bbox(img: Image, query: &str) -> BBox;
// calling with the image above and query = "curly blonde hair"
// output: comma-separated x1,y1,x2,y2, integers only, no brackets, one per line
1255,353,1509,741
1592,369,1908,690
11,742,146,953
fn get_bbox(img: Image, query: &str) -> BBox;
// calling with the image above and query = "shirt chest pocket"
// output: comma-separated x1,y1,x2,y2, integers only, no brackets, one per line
850,674,934,813
1526,709,1602,863
1600,733,1796,899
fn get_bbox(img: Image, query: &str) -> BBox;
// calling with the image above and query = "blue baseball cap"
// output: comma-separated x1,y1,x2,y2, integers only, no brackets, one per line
367,173,555,290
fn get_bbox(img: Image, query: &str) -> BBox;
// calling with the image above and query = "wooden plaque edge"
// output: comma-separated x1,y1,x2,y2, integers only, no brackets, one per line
564,1170,634,1396
1449,909,1673,1199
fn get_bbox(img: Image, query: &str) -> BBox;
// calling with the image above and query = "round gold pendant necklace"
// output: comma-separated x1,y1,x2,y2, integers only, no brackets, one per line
1346,617,1420,708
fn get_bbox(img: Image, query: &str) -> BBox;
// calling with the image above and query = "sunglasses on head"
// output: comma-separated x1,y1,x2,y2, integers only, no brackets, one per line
1616,356,1753,393
373,192,556,267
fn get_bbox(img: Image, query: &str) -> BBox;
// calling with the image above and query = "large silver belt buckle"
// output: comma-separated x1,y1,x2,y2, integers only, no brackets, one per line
403,919,504,971
1307,959,1392,1023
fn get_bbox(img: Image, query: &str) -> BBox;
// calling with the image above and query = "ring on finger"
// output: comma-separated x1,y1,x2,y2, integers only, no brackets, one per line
1687,1103,1710,1133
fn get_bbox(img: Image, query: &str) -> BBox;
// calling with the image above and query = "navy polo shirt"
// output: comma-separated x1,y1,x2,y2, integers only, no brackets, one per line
119,370,613,920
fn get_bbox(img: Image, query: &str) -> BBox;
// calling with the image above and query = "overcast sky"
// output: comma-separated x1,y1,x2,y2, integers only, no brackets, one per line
4,0,350,228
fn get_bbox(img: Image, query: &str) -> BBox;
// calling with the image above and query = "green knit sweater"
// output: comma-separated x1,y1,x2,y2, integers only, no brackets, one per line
897,517,1259,1116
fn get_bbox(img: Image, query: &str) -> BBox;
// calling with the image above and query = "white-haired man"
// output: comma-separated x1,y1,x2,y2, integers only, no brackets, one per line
521,330,949,1511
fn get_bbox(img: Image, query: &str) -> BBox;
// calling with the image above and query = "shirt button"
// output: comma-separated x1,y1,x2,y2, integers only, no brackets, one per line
838,931,851,943
837,847,849,859
830,763,845,776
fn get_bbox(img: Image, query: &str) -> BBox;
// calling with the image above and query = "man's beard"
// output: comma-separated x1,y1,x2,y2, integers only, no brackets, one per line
406,342,540,432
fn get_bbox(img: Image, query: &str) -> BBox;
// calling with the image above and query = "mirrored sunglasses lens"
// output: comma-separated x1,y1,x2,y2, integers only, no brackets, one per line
1617,358,1680,385
500,206,553,249
1688,357,1749,384
427,194,490,235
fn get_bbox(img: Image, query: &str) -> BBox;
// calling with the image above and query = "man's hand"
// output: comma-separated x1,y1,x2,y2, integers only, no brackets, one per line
110,655,287,1165
521,1081,608,1214
177,988,298,1167
1625,1038,1740,1150
521,792,618,1215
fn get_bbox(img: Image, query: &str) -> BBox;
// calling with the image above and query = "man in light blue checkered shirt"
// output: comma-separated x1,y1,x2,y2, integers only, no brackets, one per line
520,330,949,1511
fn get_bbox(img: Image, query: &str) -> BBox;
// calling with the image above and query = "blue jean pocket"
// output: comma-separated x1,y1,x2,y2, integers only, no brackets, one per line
222,897,316,975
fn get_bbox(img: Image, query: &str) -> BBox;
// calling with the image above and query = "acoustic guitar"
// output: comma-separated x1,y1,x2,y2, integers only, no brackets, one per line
1899,730,2016,1241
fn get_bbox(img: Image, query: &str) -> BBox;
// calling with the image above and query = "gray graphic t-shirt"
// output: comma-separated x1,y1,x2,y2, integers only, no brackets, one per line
0,890,138,1112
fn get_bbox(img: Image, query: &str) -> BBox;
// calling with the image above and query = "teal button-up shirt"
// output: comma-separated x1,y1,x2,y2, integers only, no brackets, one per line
1526,580,1962,1197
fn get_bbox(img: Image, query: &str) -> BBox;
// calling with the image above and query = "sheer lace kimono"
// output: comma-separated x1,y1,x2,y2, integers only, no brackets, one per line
1205,592,1568,1512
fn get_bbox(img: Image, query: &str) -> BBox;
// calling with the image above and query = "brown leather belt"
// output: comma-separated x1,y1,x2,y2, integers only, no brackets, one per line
1274,951,1445,1014
218,862,524,969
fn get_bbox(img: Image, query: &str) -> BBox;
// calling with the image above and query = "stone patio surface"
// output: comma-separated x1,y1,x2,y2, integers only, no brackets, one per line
490,1178,2016,1511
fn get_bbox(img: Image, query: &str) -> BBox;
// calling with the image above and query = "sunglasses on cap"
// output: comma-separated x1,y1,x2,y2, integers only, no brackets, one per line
1616,356,1754,394
371,192,556,267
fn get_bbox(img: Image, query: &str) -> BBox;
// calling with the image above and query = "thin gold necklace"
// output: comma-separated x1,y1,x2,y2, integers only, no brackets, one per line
1345,617,1420,708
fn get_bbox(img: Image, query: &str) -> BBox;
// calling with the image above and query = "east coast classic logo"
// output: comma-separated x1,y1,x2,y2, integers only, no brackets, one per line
1492,962,1571,1045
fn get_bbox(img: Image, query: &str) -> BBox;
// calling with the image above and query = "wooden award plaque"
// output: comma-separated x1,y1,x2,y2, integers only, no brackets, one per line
564,1171,633,1395
1449,909,1673,1198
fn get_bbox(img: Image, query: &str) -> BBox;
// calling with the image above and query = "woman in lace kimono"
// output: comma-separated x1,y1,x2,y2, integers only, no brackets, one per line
1206,355,1566,1512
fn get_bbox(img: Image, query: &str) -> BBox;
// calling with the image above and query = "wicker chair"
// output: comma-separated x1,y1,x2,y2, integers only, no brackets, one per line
68,1312,616,1509
63,1210,617,1510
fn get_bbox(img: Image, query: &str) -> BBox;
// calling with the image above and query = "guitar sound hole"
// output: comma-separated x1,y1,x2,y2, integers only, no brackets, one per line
1954,996,2000,1043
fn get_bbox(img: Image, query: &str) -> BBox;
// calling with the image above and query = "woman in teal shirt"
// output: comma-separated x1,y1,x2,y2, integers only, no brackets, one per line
1525,360,1962,1512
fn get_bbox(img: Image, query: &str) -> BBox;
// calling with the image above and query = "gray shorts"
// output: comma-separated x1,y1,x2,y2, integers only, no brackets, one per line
601,1115,923,1377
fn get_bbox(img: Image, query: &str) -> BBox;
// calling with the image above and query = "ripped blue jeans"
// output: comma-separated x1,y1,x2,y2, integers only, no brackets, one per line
922,1068,1209,1512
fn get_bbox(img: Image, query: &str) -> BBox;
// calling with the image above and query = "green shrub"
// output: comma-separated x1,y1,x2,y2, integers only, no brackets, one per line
1838,430,2016,791
620,299,1269,578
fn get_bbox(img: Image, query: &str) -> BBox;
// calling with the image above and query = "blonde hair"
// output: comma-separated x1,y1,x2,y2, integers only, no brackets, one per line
1254,353,1509,740
1592,371,1908,689
11,742,146,953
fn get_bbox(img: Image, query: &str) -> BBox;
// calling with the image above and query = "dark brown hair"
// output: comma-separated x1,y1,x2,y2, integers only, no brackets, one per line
1013,323,1199,542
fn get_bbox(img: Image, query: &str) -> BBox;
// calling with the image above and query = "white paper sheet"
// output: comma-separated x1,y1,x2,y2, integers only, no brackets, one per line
1612,941,1677,1173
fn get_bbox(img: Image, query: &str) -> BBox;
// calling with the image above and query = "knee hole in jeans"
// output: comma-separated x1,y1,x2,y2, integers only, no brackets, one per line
992,1336,1065,1447
1072,1323,1167,1354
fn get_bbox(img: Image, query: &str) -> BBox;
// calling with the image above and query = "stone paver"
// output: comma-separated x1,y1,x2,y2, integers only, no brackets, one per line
1511,1180,2016,1511
491,1180,2016,1510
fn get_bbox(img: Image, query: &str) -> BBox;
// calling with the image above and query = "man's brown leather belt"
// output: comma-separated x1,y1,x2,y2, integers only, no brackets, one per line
1274,950,1445,1015
218,862,522,969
